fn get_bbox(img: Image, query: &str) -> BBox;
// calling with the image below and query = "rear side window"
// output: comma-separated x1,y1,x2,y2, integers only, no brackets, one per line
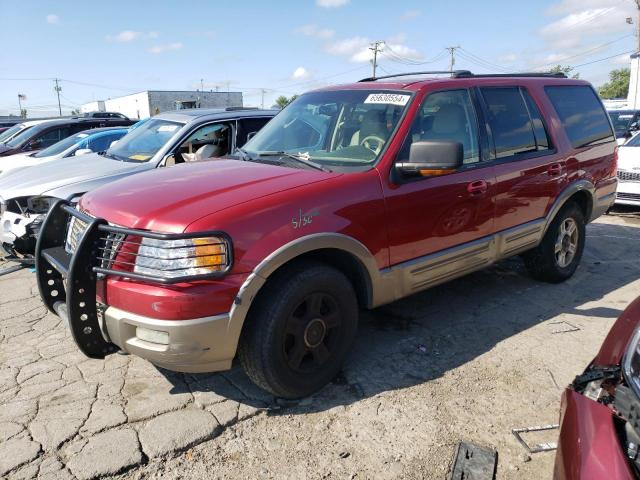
545,86,614,148
481,87,549,159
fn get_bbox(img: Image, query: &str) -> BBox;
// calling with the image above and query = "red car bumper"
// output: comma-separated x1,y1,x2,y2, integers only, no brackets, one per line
554,388,635,480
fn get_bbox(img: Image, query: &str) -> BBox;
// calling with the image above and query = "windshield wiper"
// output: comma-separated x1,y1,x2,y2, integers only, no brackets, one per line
100,150,122,161
257,151,332,172
235,147,254,161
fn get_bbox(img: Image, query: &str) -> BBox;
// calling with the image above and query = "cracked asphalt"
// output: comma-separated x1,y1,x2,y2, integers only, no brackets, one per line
1,210,640,479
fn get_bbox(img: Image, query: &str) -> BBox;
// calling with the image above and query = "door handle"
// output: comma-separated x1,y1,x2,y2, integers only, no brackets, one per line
467,180,488,195
548,163,563,176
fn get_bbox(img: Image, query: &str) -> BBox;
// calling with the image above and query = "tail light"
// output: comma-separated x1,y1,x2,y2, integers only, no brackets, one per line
612,146,619,178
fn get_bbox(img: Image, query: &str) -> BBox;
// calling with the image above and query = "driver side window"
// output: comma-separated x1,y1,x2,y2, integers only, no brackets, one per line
398,89,480,165
175,122,232,163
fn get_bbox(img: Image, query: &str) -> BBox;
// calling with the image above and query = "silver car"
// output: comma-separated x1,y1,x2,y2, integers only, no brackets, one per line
0,108,276,257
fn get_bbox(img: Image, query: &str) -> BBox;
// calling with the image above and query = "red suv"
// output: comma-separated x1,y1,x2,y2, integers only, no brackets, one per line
36,71,617,398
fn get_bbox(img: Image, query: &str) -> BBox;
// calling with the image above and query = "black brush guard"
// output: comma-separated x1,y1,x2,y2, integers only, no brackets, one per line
35,200,117,359
35,200,232,359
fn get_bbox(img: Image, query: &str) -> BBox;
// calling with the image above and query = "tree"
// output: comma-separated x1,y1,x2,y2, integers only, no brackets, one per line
549,65,580,79
274,95,299,109
598,68,631,99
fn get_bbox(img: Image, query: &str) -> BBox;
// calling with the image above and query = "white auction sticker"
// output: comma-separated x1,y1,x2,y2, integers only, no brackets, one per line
364,93,411,106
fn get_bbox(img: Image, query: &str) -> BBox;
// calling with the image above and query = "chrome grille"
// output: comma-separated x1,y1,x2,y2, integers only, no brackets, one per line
617,192,640,201
65,216,89,254
618,170,640,182
100,232,126,269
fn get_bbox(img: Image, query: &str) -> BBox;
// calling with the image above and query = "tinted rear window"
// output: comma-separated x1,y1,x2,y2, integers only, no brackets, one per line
545,86,614,148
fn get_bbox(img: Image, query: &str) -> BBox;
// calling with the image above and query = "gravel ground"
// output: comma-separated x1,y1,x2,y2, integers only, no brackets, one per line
1,209,639,479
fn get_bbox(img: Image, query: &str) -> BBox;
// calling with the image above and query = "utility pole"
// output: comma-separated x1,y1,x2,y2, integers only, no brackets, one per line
635,1,640,52
53,78,62,116
261,89,266,109
200,78,204,92
17,94,23,117
369,41,385,78
446,46,460,73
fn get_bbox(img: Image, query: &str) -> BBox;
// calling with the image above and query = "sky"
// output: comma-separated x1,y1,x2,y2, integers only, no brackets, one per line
0,0,638,117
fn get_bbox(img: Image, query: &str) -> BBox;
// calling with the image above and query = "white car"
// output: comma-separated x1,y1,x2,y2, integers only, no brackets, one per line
0,119,51,145
616,133,640,207
0,127,128,178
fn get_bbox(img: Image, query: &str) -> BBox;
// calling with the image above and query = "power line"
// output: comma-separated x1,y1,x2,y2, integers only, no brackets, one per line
571,49,635,68
533,34,635,70
457,48,509,72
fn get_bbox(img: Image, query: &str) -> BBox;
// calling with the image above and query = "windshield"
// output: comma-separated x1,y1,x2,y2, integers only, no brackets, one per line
106,118,183,162
5,123,46,148
0,124,28,144
609,111,636,136
33,132,89,158
243,90,412,169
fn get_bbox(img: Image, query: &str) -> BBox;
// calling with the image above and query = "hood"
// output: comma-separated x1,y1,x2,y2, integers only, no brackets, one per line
0,153,146,199
0,152,37,176
618,146,640,172
80,159,341,232
592,297,640,366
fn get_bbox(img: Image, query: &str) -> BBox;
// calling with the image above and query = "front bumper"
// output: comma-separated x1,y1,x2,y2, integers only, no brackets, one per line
1,210,43,255
554,388,635,480
616,177,640,206
104,306,233,372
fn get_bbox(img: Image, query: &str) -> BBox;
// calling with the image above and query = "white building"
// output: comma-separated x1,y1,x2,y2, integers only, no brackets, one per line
81,90,243,119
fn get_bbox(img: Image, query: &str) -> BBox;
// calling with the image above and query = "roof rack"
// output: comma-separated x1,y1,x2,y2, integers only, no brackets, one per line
358,70,472,82
452,72,567,79
224,107,260,111
359,70,567,82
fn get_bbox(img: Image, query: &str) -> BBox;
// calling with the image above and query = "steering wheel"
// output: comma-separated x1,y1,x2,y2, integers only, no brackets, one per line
360,135,385,155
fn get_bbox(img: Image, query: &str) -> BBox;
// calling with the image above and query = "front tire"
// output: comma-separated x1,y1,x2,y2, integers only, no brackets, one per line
523,201,585,283
238,262,358,399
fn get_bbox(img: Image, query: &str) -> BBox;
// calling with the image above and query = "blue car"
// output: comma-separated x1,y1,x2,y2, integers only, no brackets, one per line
0,127,129,177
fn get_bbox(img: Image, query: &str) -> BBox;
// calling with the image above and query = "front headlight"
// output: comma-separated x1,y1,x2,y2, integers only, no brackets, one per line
133,236,230,279
26,196,57,214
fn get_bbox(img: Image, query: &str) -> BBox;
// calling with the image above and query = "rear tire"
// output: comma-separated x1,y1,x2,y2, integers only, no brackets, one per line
523,201,585,283
238,261,358,399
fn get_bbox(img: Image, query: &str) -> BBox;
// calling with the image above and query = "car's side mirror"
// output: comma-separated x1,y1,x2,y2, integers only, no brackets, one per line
396,141,463,177
630,122,639,132
24,139,42,151
74,148,93,156
109,140,119,148
161,153,176,167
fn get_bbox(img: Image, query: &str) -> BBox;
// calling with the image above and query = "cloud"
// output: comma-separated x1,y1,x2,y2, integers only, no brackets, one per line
539,1,634,51
316,0,349,7
148,42,183,54
295,24,334,39
106,31,159,42
401,10,421,21
326,36,422,63
46,14,59,24
107,30,141,42
499,53,519,63
612,54,632,66
292,67,311,80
